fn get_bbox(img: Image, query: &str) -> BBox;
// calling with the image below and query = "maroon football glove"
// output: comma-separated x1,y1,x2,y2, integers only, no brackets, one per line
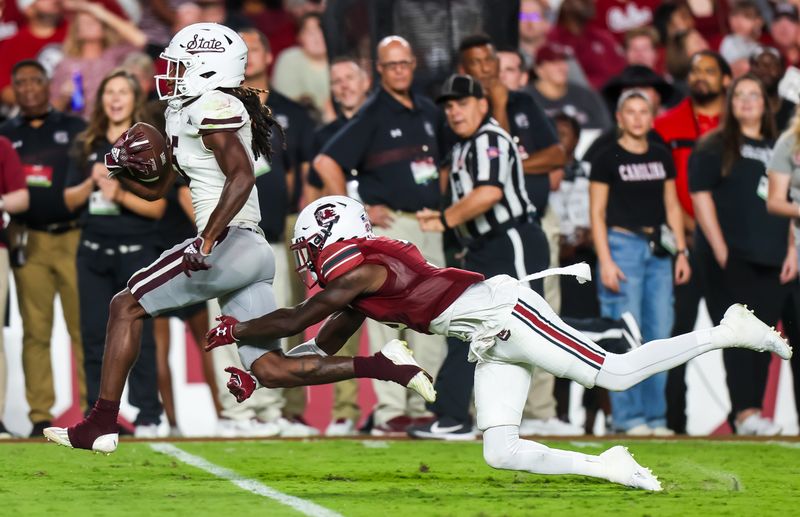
182,237,212,277
205,315,240,351
224,366,256,403
105,129,154,178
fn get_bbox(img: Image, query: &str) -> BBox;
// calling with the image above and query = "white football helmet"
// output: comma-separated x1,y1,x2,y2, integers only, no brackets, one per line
156,23,247,102
291,196,374,287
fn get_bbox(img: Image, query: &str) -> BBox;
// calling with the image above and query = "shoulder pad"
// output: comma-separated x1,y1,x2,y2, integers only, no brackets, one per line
188,90,249,134
317,242,365,284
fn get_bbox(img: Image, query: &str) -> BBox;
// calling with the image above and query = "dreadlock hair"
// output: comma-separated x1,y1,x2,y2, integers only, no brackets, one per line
220,86,285,162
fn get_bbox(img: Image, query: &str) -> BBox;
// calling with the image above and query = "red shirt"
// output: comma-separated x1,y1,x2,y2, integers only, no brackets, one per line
0,23,67,90
315,237,484,333
653,98,720,217
0,136,27,243
588,0,661,42
548,25,626,90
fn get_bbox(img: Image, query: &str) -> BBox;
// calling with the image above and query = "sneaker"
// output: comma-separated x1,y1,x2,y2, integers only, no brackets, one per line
407,417,477,441
624,424,653,436
215,417,281,438
134,423,160,439
0,421,12,439
371,415,414,437
600,445,662,491
620,311,643,350
325,418,357,437
277,416,320,438
380,340,437,403
520,417,583,436
169,426,182,438
44,426,118,454
650,426,675,437
719,304,792,359
30,420,52,438
735,412,782,436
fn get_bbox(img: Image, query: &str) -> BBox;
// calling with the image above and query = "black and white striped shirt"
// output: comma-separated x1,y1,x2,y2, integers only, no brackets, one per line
449,119,535,242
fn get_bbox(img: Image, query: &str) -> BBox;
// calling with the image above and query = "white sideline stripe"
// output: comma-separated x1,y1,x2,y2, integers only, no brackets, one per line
150,443,344,517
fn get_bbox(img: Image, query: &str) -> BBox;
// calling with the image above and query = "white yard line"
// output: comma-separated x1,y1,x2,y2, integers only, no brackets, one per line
150,443,344,517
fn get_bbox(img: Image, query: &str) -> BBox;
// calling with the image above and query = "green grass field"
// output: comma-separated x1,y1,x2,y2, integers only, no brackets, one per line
2,438,799,516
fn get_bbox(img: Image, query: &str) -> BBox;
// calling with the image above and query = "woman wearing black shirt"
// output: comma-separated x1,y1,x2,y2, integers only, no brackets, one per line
689,73,795,436
64,69,166,436
590,90,690,436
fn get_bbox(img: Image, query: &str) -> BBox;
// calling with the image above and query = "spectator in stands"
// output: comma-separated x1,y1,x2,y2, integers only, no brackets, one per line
655,50,730,434
764,100,800,431
590,90,690,436
653,2,696,49
137,0,193,50
63,69,165,437
770,2,800,68
548,0,626,90
0,0,67,109
720,0,766,77
749,46,797,132
497,49,529,91
665,29,711,90
624,26,660,71
0,130,29,438
517,0,550,68
690,73,792,436
588,0,660,43
271,12,333,122
315,35,447,437
307,57,372,436
49,0,146,119
528,42,612,130
0,60,85,437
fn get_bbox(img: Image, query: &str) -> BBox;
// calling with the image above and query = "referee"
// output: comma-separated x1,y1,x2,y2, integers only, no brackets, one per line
414,74,549,439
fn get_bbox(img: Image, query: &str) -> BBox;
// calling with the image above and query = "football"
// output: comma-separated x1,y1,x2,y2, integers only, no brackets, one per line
117,122,169,183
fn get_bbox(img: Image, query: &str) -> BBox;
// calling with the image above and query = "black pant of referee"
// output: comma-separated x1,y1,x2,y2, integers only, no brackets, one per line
409,217,549,438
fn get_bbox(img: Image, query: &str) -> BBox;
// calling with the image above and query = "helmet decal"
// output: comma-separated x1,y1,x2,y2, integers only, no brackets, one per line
184,33,229,54
314,204,340,227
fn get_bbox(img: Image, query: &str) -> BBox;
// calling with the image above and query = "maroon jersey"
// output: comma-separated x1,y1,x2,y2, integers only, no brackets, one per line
315,237,484,333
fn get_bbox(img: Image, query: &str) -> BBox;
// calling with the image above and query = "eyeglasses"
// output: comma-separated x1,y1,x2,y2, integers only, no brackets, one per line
519,12,544,22
378,60,414,71
733,91,763,101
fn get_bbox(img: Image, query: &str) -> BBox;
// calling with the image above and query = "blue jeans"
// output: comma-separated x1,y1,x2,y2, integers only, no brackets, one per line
597,229,674,431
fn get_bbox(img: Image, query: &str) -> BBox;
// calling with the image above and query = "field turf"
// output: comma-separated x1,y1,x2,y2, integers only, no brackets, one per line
1,438,799,516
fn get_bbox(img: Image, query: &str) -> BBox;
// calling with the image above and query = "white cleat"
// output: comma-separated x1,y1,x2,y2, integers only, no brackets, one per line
720,304,792,360
600,445,662,491
380,339,437,403
43,427,118,454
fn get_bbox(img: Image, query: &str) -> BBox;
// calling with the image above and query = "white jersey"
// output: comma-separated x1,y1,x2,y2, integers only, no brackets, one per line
165,89,261,233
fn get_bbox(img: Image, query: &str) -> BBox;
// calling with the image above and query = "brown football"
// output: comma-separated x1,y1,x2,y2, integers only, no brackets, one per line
124,122,169,183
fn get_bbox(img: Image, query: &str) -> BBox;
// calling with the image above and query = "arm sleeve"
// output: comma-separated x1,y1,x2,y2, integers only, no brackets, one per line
587,148,611,184
320,111,374,172
768,132,796,175
472,131,510,188
523,96,558,152
317,241,365,285
688,147,721,192
0,137,26,194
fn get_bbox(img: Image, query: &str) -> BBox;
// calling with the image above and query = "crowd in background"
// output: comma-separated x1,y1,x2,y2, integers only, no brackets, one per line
0,0,798,440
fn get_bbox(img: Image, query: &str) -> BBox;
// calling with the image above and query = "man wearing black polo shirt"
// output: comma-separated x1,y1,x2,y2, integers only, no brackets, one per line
307,56,372,436
314,35,447,436
0,60,86,437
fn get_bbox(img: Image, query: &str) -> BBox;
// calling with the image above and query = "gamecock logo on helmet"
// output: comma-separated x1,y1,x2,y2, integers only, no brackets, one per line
314,204,339,226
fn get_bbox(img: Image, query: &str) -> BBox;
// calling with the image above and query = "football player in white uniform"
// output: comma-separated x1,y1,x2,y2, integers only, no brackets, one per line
44,23,434,453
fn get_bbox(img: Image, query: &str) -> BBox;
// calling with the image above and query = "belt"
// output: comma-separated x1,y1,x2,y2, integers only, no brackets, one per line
82,240,144,255
27,220,81,234
465,213,534,250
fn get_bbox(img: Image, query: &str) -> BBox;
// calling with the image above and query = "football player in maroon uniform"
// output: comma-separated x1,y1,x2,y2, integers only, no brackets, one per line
207,195,792,491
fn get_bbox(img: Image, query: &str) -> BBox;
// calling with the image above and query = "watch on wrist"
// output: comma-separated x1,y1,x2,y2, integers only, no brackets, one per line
677,248,690,258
